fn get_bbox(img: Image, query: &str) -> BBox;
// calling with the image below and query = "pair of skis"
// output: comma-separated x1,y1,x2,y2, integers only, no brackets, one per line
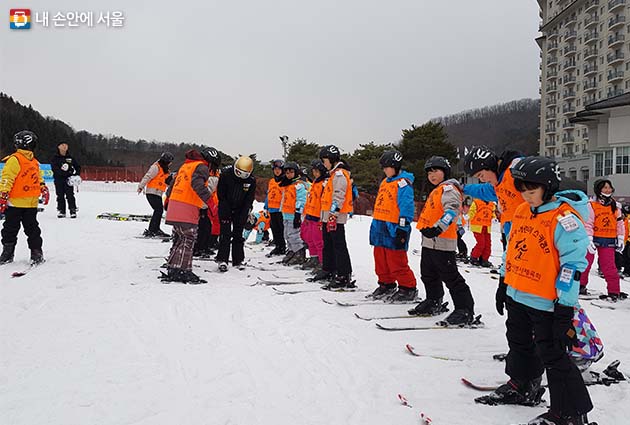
374,314,484,331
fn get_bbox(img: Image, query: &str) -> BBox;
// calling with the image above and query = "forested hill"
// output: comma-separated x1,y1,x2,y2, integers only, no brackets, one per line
435,98,540,155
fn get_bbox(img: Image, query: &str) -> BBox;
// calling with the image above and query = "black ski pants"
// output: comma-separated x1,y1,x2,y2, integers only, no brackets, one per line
146,194,164,233
322,223,352,276
504,297,592,417
1,207,43,250
54,178,77,214
217,214,245,266
456,232,468,256
269,211,285,251
194,208,211,253
420,247,474,311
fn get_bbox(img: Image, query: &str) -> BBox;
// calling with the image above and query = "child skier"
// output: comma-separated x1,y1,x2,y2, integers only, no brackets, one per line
243,210,271,245
279,162,307,265
368,150,417,302
300,159,327,270
313,145,354,289
579,178,626,300
138,152,174,237
265,159,286,257
468,198,496,267
408,156,476,325
476,156,593,425
0,130,49,265
51,141,81,218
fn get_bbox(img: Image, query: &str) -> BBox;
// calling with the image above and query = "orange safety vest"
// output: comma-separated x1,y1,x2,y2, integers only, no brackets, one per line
625,217,630,242
470,199,494,227
8,152,40,199
495,167,524,225
256,211,271,231
146,162,169,192
304,180,324,218
591,201,618,239
416,184,460,240
372,178,407,224
169,160,207,208
267,178,283,209
504,202,579,301
321,167,353,213
281,180,299,214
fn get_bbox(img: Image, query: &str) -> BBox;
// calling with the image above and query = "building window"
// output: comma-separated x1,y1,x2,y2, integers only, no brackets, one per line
581,168,589,182
569,169,577,180
616,146,630,174
594,150,613,176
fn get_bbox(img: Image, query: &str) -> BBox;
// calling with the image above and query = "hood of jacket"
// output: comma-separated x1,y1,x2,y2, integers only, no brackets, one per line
386,169,415,184
536,189,589,220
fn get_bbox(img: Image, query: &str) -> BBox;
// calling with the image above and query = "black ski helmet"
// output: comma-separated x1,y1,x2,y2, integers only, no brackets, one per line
271,159,285,169
13,130,37,150
463,146,498,176
310,159,327,175
201,147,221,169
593,178,614,197
159,152,174,163
282,161,300,172
424,156,451,179
511,156,561,201
319,145,341,163
622,203,630,215
379,150,403,170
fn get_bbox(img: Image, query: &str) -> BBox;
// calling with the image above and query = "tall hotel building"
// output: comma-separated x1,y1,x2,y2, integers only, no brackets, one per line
537,0,630,194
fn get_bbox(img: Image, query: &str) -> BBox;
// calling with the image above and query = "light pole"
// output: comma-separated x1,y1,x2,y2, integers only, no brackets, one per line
279,135,289,161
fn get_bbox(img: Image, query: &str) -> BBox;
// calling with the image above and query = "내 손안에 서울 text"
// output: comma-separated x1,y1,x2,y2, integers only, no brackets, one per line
9,9,125,29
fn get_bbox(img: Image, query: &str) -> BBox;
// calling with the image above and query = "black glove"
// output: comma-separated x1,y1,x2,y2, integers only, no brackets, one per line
553,303,577,352
495,276,507,316
395,227,409,248
420,226,442,239
293,212,302,229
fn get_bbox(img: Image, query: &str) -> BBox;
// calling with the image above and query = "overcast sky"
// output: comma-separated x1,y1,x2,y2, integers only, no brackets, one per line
2,1,541,161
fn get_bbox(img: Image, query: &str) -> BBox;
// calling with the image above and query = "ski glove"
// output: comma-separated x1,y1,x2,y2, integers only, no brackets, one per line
553,303,577,352
394,227,409,248
327,214,337,232
616,236,625,253
587,236,596,255
495,277,507,316
40,185,50,205
293,212,301,229
0,192,8,213
419,226,442,239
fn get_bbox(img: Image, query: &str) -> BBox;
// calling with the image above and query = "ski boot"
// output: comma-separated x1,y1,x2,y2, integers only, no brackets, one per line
603,360,625,381
281,250,296,265
266,246,285,258
579,286,589,296
179,269,206,284
308,269,334,282
286,248,306,266
300,256,319,270
322,274,356,291
368,282,397,300
70,210,77,219
57,211,66,218
388,286,418,303
598,292,628,301
469,257,481,267
30,248,45,265
480,259,494,268
442,308,474,326
0,243,16,265
407,298,448,316
475,377,545,406
143,229,156,238
218,262,228,273
155,229,170,238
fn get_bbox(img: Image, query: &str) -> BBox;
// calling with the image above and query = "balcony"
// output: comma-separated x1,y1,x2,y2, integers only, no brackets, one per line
609,0,626,12
583,95,597,104
545,139,556,147
547,70,558,79
548,41,559,52
585,14,599,28
584,64,598,76
608,70,625,82
563,45,577,55
585,0,600,13
566,15,577,26
546,84,558,93
563,105,576,114
607,51,625,64
564,30,578,41
546,112,557,120
562,122,575,130
547,56,558,65
608,33,625,47
547,96,558,106
562,136,576,144
609,15,626,29
563,90,576,100
584,47,598,60
563,75,576,85
607,88,624,97
548,29,559,39
585,31,599,43
545,126,557,134
563,60,577,71
584,80,598,92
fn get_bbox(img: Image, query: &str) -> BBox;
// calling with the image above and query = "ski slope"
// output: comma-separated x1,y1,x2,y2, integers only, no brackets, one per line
1,183,629,425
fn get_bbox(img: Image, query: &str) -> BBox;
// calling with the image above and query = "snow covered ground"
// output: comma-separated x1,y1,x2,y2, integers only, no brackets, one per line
1,183,629,425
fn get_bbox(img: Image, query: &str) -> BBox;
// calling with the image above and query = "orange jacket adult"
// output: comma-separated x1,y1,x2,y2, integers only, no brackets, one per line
165,151,212,225
0,150,43,208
